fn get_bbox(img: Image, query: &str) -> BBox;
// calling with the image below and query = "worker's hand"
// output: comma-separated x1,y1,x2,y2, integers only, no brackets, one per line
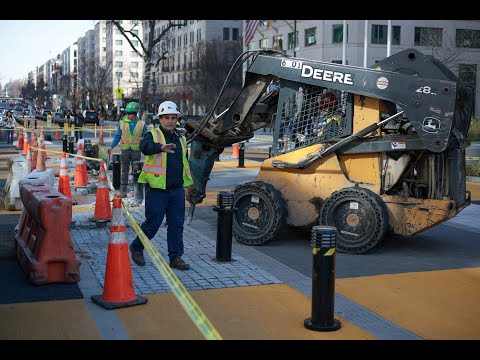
185,185,192,202
107,148,112,155
161,143,176,153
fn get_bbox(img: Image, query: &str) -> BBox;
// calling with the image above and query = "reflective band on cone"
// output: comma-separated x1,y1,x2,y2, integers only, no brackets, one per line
91,194,148,309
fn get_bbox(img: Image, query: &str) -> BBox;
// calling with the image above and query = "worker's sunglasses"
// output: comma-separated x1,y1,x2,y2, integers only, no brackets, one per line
126,112,137,115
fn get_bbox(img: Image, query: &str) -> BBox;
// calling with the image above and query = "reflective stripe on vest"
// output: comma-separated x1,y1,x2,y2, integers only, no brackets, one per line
140,129,167,177
120,118,145,150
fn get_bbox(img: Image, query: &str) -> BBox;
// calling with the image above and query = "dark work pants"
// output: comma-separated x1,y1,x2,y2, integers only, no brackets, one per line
120,148,141,193
131,185,186,262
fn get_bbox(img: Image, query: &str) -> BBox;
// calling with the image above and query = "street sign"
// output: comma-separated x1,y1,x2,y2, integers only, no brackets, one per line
115,87,124,99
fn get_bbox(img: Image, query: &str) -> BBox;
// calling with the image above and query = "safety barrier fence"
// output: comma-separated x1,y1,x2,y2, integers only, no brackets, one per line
17,143,222,340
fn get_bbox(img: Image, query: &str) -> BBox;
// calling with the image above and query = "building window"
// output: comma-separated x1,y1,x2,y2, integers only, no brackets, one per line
132,20,139,25
130,51,138,57
132,40,139,46
131,62,139,68
459,64,477,88
226,48,234,66
102,37,106,43
332,24,348,43
196,29,202,42
102,47,107,52
190,31,194,44
115,50,123,56
288,31,298,50
414,27,442,46
115,61,123,67
115,72,123,78
131,29,139,35
177,74,181,83
259,38,269,48
273,35,283,50
371,24,401,45
232,28,239,41
456,29,480,48
115,40,123,45
183,33,188,46
223,28,230,40
247,41,255,50
115,29,122,35
305,27,316,47
131,72,138,78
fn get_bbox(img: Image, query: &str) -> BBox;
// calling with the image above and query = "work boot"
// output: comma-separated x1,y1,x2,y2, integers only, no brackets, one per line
170,257,190,270
129,244,146,266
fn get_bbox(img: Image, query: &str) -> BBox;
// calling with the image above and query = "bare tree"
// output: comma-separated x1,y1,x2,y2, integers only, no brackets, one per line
77,59,113,110
189,39,243,114
109,20,188,113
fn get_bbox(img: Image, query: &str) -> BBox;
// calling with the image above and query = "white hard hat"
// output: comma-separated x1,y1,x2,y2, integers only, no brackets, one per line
157,101,182,117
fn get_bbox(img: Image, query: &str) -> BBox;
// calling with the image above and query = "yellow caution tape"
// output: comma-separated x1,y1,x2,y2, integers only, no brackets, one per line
121,202,223,340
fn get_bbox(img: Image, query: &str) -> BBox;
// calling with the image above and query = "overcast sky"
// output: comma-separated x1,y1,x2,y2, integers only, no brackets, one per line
0,20,97,85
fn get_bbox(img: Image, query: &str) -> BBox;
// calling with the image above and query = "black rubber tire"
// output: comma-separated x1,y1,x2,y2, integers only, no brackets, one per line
319,187,389,254
233,181,287,245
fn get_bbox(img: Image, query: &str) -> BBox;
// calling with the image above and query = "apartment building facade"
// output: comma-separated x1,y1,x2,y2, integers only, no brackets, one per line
105,20,144,105
246,20,480,117
146,20,243,116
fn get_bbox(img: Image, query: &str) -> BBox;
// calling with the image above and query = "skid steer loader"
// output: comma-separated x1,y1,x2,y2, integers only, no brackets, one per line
185,48,475,254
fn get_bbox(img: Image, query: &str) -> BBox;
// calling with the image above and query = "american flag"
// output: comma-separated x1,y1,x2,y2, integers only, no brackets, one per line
244,20,260,46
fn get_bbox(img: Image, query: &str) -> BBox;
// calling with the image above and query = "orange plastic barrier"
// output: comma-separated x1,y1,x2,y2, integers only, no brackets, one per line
15,183,80,285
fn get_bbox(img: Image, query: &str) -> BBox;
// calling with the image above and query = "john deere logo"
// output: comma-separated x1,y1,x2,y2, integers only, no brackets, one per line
422,117,440,133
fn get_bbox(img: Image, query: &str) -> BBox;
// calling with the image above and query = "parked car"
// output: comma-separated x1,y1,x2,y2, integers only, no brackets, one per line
53,112,63,124
84,110,100,125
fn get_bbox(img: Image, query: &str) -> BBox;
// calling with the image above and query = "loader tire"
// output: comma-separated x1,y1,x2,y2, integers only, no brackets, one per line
233,181,287,246
319,187,389,254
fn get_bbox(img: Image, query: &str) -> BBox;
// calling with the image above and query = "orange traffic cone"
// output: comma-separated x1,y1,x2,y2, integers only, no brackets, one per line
58,152,72,199
91,195,148,309
73,149,88,187
98,126,105,145
22,129,28,155
36,139,46,171
94,160,112,223
39,127,48,160
17,127,24,150
55,127,61,140
232,143,239,158
31,130,38,166
26,145,33,172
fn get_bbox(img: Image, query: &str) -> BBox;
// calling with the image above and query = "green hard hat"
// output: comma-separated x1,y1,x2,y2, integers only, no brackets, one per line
125,102,140,114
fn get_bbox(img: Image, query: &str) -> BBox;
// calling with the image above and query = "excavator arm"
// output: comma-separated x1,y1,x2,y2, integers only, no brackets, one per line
185,48,475,206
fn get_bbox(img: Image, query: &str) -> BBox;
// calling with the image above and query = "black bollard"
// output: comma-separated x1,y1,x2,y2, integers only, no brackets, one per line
212,192,235,261
111,154,121,190
304,225,341,332
68,136,75,155
132,161,144,205
268,146,272,158
237,142,245,168
62,134,68,153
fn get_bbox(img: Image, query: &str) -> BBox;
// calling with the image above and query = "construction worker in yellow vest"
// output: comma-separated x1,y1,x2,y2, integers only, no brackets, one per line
107,101,148,198
129,100,193,271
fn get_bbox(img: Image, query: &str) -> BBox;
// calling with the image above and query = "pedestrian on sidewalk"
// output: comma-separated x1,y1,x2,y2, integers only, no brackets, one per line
74,109,85,142
129,100,193,270
107,102,148,198
4,111,16,144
